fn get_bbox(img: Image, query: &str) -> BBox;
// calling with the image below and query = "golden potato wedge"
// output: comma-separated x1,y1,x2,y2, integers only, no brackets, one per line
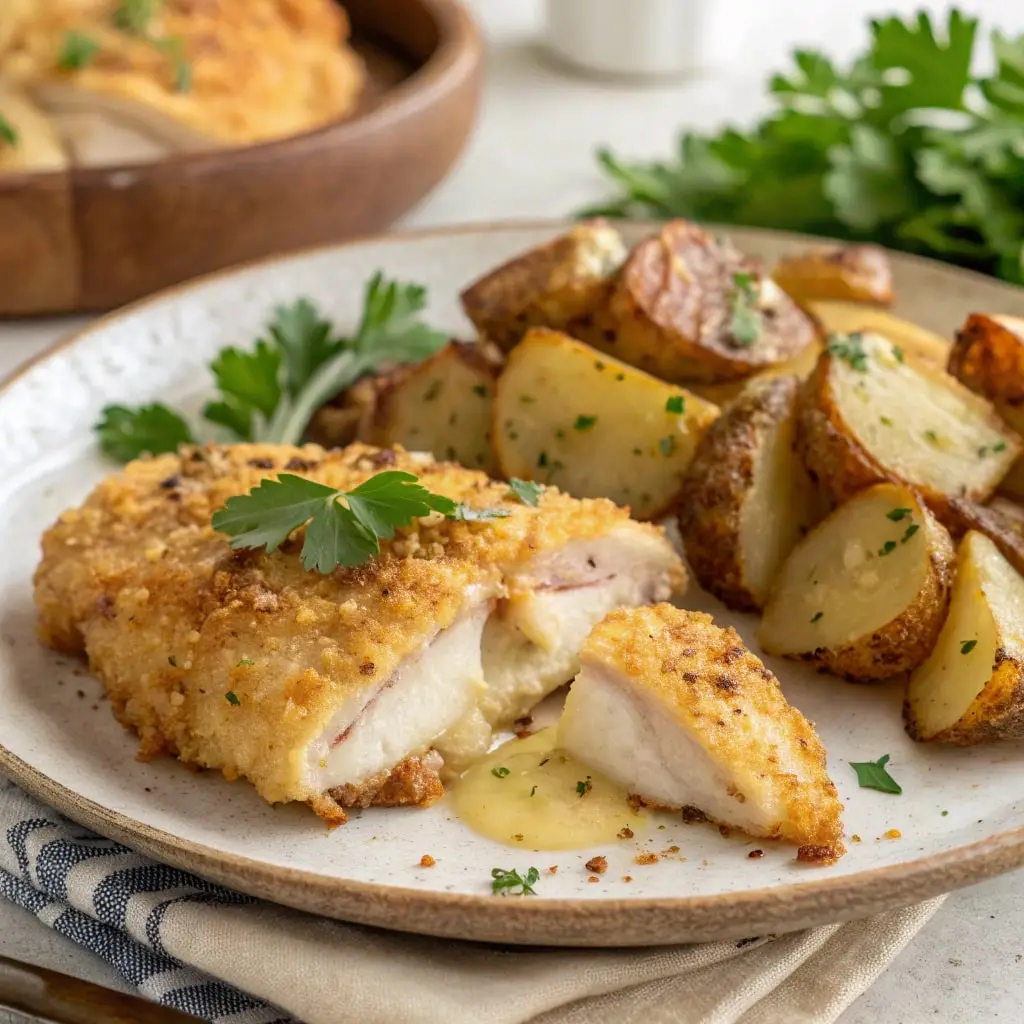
758,484,955,681
598,220,819,384
679,375,824,611
797,331,1021,521
684,335,825,407
309,342,501,473
772,244,894,306
942,494,1024,580
947,314,1024,501
459,221,627,352
493,328,718,519
906,531,1024,743
804,302,948,372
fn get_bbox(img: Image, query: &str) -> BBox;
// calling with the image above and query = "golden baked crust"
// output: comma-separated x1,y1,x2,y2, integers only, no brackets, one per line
34,442,666,819
1,0,364,145
581,604,845,857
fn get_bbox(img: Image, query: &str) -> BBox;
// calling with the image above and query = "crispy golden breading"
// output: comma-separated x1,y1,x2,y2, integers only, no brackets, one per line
1,0,363,145
565,605,845,859
599,220,819,384
35,442,659,820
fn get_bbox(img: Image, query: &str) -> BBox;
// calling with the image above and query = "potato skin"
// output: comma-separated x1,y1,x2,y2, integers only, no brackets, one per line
679,375,801,611
904,652,1024,744
795,352,890,505
944,496,1024,579
948,313,1024,405
459,221,626,352
784,502,954,682
600,220,819,384
772,244,894,306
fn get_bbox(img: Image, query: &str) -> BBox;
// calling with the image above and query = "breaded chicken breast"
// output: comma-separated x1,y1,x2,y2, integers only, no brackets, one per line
559,606,845,861
35,443,685,822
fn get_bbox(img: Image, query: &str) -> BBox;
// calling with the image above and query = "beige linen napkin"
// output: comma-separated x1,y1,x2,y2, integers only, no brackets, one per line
161,896,944,1024
0,778,942,1024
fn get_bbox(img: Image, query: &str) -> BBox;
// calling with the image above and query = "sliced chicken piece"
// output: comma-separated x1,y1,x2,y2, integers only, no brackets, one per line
559,605,845,861
435,526,686,768
36,441,683,822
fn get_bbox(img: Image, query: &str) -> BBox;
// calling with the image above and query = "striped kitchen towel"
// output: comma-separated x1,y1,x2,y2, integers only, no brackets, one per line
0,777,945,1024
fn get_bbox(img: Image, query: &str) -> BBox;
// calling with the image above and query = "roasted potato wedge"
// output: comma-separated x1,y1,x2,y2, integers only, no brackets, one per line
947,314,1024,501
308,342,501,473
772,244,894,306
679,375,824,611
493,328,718,519
906,530,1024,743
942,495,1024,581
804,303,948,371
797,331,1020,520
598,220,819,384
459,221,627,352
758,484,955,681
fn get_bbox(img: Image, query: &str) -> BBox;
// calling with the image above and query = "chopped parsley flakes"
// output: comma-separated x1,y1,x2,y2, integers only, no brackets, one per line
827,331,868,372
960,639,978,655
491,866,539,896
574,415,597,431
491,766,511,779
225,691,241,706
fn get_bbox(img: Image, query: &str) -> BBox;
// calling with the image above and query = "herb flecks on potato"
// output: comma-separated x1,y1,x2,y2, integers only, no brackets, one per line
459,222,627,352
797,330,1020,521
308,341,502,475
679,375,823,611
599,220,819,384
493,328,717,520
773,244,894,306
906,530,1024,744
759,484,954,682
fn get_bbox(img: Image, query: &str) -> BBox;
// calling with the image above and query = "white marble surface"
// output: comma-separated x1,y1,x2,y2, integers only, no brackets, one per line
1,1,1023,1020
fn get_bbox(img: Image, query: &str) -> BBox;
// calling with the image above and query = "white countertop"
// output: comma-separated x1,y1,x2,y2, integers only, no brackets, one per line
1,1,1022,1020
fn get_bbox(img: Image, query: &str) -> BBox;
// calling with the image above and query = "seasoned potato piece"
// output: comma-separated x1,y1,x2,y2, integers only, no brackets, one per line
308,342,501,473
943,495,1024,581
772,244,894,306
459,221,627,351
598,220,819,383
493,328,718,520
679,376,823,611
805,303,948,371
758,484,955,681
906,531,1024,743
797,331,1020,520
685,336,824,407
947,314,1024,501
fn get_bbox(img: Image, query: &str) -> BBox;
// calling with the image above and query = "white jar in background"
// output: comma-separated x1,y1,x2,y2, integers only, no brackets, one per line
544,0,736,80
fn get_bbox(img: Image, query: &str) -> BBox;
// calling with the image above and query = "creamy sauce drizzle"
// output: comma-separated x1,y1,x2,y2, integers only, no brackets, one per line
451,728,645,850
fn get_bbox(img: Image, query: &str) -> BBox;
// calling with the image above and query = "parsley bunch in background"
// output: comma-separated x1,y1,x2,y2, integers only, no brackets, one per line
582,10,1024,283
95,272,448,462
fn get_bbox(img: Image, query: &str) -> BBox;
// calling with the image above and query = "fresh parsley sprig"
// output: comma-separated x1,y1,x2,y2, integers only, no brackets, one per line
580,10,1024,285
211,471,508,574
59,32,100,70
850,753,902,795
491,867,540,896
0,115,18,149
727,271,761,347
94,274,448,462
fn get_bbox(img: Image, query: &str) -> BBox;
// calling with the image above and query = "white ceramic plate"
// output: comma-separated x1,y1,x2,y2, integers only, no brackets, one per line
2,222,1023,948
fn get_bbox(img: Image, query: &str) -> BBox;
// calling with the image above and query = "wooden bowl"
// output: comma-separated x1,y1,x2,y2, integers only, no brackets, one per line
0,0,483,316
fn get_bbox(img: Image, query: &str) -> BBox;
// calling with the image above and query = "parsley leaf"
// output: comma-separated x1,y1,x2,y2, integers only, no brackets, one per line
574,415,598,431
59,31,100,70
960,639,978,655
225,691,241,706
581,10,1024,284
96,273,447,462
665,395,686,414
491,766,511,779
203,341,282,441
828,332,869,372
212,471,501,575
94,403,195,461
0,115,18,148
491,867,539,896
112,0,160,34
507,478,543,506
886,508,913,521
728,271,761,346
850,754,902,794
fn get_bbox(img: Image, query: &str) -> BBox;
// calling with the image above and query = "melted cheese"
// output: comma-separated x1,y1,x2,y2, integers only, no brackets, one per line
451,728,645,851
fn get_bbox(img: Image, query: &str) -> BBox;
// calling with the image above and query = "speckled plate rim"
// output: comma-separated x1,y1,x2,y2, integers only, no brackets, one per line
2,219,1023,948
